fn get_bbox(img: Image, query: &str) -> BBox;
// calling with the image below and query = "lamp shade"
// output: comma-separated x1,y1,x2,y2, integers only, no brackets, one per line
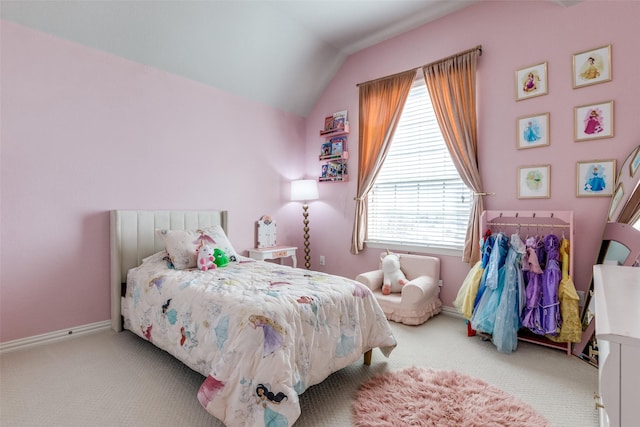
291,179,319,202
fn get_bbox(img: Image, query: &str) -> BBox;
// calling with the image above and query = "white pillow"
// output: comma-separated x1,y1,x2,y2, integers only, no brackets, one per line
156,225,239,270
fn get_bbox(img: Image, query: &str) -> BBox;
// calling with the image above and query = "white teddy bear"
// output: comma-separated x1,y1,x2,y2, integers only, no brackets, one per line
197,242,217,271
381,253,407,295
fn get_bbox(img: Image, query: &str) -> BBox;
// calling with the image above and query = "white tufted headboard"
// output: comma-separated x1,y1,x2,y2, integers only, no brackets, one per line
110,210,228,332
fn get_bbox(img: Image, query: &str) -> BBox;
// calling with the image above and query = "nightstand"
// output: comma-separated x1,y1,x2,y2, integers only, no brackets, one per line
248,246,298,268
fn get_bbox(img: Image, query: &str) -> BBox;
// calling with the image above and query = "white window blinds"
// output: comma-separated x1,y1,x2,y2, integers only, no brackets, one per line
367,80,473,251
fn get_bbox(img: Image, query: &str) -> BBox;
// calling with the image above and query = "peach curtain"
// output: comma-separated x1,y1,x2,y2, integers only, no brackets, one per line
422,47,483,264
350,70,416,254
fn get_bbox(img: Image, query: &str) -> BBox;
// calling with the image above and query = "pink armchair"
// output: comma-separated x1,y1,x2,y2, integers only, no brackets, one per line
356,253,441,325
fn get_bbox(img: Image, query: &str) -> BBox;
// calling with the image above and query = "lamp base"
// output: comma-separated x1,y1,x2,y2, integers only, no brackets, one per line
302,203,311,270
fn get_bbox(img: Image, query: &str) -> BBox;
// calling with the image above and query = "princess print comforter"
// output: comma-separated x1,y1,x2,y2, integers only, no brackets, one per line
122,253,396,426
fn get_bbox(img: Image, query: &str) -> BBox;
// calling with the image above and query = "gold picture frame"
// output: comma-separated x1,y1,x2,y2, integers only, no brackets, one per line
516,112,550,149
574,100,614,142
517,165,550,199
515,62,548,101
576,159,616,197
573,44,612,89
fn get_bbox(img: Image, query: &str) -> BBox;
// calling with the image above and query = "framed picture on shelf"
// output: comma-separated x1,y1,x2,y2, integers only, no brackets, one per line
576,159,616,197
573,44,612,89
330,136,346,156
516,112,549,149
515,62,548,101
517,165,550,199
321,164,329,178
574,101,614,142
333,110,347,123
320,142,332,157
324,116,334,132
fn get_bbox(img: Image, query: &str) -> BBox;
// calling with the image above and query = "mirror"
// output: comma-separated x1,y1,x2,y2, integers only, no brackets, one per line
574,144,640,365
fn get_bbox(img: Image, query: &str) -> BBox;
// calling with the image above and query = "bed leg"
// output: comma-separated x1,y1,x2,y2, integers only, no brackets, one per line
363,349,372,365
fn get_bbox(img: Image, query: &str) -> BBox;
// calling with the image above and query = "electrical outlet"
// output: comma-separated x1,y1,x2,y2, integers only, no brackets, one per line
319,255,326,266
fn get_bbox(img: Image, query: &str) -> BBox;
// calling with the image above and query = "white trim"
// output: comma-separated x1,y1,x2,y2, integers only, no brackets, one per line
440,305,465,319
0,320,111,354
365,240,463,258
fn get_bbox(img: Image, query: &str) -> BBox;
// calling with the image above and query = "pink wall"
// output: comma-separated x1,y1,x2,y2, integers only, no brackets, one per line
2,0,639,343
305,1,639,307
0,21,306,342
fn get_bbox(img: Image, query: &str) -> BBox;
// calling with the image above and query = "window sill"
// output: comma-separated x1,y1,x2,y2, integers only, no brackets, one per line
365,240,463,258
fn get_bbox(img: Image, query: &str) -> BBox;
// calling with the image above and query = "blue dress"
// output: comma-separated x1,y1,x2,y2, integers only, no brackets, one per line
473,234,495,309
492,234,526,353
471,233,509,334
585,172,606,192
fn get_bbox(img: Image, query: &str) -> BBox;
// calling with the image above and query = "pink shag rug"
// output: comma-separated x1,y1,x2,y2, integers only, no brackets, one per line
352,366,550,427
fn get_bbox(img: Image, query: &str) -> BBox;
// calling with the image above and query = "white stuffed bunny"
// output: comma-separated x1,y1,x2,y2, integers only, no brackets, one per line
197,242,216,271
381,253,407,295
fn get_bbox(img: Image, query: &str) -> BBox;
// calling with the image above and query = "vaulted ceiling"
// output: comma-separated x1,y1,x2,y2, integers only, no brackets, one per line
1,1,579,116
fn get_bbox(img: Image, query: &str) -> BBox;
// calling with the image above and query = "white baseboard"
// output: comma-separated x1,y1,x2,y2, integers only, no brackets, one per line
0,320,111,354
440,305,464,319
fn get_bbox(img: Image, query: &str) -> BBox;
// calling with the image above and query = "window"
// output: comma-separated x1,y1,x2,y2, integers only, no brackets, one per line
367,80,473,253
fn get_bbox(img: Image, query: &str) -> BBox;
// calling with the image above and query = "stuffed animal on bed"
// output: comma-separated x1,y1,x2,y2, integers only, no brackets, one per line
197,242,216,271
381,253,407,295
213,248,229,268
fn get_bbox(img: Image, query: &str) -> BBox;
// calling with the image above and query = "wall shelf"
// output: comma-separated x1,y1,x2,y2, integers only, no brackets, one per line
319,114,349,182
319,124,350,137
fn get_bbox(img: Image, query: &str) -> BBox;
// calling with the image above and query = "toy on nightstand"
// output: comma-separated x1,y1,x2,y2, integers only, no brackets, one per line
381,253,407,295
256,215,277,248
197,242,216,271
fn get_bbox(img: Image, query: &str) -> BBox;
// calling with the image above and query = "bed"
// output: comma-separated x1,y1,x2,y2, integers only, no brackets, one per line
110,210,396,426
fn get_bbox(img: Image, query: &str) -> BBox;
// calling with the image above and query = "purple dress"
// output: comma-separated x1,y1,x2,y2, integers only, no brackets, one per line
539,234,562,335
521,237,544,333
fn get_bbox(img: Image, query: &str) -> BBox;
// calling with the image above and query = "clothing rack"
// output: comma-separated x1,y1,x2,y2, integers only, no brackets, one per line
478,210,574,355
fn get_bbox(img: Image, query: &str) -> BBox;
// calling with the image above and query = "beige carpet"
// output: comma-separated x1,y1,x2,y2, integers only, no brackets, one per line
0,313,598,426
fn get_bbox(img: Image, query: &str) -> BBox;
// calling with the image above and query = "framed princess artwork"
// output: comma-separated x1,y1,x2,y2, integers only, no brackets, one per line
516,113,549,149
517,165,550,199
515,62,548,101
574,100,614,142
573,45,612,89
576,159,616,197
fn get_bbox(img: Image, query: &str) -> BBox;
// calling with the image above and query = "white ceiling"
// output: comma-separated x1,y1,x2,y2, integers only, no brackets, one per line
1,1,577,117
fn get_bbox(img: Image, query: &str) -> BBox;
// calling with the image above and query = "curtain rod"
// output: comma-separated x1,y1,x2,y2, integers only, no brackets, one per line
356,45,482,87
487,222,571,229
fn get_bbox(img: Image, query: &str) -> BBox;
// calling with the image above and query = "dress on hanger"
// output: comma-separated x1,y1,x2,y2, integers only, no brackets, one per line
540,234,561,335
473,234,496,309
547,238,582,343
471,232,509,334
453,260,484,320
521,236,544,333
455,231,493,320
492,233,526,353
